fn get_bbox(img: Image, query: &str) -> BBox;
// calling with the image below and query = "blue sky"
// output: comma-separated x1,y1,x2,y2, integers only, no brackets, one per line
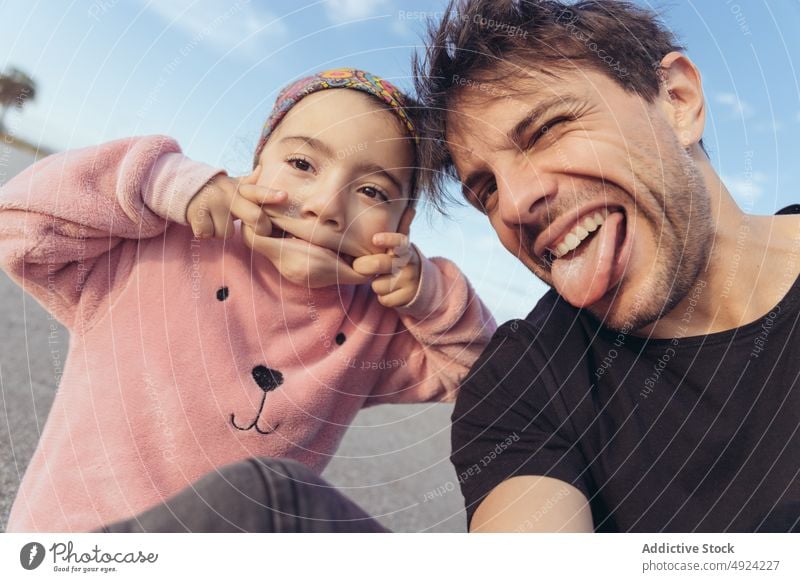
2,0,799,322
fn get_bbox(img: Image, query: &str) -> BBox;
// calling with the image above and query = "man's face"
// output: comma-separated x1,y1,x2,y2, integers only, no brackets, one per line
446,67,711,331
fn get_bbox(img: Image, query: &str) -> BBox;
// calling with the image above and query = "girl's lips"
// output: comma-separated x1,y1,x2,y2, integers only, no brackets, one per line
270,225,356,267
273,234,357,270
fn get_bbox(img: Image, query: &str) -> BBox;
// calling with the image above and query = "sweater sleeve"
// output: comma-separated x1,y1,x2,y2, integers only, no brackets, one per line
363,249,497,406
0,135,226,330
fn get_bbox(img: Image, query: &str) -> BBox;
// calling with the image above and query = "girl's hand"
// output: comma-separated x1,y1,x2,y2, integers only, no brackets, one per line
352,233,421,308
186,165,286,240
241,223,372,288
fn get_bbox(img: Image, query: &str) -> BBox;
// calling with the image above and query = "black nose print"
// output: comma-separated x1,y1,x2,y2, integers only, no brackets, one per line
252,365,283,392
231,365,285,435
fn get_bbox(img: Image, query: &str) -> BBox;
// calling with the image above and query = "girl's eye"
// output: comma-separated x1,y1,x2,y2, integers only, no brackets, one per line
359,185,389,203
287,156,314,173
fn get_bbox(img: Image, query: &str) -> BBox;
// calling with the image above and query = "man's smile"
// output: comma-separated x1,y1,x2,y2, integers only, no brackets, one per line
527,203,631,309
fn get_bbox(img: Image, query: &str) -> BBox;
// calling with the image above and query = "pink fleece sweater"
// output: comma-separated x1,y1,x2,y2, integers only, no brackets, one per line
0,135,496,532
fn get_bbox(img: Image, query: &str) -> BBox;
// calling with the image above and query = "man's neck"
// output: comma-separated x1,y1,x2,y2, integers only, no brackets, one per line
639,179,800,340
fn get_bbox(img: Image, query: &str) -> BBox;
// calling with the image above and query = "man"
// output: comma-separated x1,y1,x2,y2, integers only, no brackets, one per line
414,0,800,532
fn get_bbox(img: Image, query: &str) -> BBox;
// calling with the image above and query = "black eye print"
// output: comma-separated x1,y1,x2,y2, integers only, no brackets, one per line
335,332,346,345
216,287,229,301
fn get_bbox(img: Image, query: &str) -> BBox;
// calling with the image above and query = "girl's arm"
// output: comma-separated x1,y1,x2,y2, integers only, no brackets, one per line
364,251,497,406
0,135,225,330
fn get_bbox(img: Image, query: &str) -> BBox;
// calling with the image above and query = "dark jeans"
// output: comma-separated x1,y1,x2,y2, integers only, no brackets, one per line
98,457,389,533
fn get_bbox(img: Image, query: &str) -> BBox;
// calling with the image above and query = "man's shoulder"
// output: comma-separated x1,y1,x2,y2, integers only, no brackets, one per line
523,288,577,329
499,288,595,344
480,289,601,374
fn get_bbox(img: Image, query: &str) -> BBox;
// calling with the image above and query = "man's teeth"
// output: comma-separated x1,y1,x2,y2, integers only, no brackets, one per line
552,210,608,259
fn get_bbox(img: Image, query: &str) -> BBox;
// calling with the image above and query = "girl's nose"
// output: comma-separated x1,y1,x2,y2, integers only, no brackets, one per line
300,187,345,231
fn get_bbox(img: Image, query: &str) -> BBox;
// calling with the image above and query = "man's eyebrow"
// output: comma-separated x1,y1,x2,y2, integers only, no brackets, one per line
354,161,404,196
507,95,583,151
279,135,335,158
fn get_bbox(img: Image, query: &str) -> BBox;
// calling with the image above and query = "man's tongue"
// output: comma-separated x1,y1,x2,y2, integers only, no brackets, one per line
550,211,624,308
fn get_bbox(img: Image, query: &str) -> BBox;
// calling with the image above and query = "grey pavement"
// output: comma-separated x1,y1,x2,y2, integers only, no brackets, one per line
0,141,467,533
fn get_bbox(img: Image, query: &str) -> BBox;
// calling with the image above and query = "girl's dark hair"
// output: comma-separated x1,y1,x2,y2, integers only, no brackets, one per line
413,0,696,208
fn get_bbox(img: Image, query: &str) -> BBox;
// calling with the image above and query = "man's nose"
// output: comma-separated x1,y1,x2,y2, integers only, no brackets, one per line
300,184,346,230
496,166,558,227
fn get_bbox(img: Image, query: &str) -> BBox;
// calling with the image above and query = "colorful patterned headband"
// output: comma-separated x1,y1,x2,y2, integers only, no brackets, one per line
253,68,418,169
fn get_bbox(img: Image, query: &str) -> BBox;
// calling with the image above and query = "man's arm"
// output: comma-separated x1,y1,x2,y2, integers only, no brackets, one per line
471,475,593,532
451,320,595,532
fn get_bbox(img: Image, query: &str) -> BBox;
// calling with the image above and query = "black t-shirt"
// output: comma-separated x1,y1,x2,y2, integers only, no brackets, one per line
452,272,800,532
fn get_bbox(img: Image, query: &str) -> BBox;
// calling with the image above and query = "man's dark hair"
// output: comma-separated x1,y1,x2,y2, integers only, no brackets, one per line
413,0,701,208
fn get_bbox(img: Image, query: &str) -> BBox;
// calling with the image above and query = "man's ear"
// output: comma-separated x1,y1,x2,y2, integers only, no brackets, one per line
397,206,416,236
656,51,706,149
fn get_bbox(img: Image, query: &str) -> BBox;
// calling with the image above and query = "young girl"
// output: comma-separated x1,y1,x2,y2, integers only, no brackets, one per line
0,68,496,532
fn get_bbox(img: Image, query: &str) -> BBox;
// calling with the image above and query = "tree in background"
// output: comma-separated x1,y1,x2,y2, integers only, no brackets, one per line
0,67,37,134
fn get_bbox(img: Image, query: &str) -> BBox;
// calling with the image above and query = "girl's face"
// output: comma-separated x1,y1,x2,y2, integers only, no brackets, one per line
253,89,416,287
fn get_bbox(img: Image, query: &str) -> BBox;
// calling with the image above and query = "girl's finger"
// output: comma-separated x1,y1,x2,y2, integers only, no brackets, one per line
237,164,263,187
352,253,395,276
372,232,409,251
375,286,414,308
371,273,402,295
242,223,281,257
237,183,288,205
208,202,236,240
390,254,410,273
188,197,215,239
230,194,272,237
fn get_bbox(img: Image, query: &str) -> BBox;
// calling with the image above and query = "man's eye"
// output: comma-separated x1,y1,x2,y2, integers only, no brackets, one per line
287,156,313,172
529,116,570,148
360,185,389,203
474,180,497,214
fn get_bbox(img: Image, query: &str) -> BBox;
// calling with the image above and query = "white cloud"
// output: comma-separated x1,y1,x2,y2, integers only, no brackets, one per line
390,18,410,37
324,0,391,23
754,120,783,133
140,0,288,58
714,92,754,119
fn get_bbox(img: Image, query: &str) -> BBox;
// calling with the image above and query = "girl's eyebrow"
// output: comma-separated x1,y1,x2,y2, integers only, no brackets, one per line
279,135,335,158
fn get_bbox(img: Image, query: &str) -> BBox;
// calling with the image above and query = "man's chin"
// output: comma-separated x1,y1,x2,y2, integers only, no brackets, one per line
583,281,688,335
579,281,658,334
